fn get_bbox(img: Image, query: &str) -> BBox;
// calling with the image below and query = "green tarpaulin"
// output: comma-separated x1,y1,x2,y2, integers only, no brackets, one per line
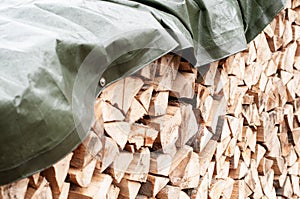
0,0,285,185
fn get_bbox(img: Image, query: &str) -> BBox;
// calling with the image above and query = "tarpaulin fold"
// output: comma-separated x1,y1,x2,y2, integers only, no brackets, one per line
0,0,285,185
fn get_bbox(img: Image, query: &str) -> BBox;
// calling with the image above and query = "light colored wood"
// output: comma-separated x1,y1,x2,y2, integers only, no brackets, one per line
199,116,223,176
0,178,29,199
194,126,213,153
100,136,119,172
106,184,120,199
215,155,230,179
191,173,209,199
53,182,69,199
229,159,248,180
124,147,150,182
68,173,112,199
286,146,297,166
202,61,218,86
276,176,293,198
231,180,247,199
125,98,146,124
150,152,172,176
94,99,125,122
25,177,52,199
254,32,272,64
283,20,293,47
149,91,169,116
156,185,180,199
170,72,196,99
29,173,40,189
209,178,234,199
246,41,257,64
179,191,189,199
230,146,240,169
245,160,264,199
258,157,274,175
136,86,153,112
42,153,73,193
71,132,102,168
135,195,147,199
280,42,298,73
259,171,276,198
264,24,275,38
224,53,245,80
199,95,213,123
252,144,266,168
116,179,141,199
100,77,144,114
169,152,200,189
139,62,157,80
146,107,181,155
104,122,131,149
68,159,97,188
129,123,158,149
176,104,198,147
108,151,133,183
169,145,192,174
139,174,169,197
127,124,145,150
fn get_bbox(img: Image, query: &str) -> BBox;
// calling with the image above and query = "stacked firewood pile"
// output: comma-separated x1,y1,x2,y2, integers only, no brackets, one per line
1,1,300,198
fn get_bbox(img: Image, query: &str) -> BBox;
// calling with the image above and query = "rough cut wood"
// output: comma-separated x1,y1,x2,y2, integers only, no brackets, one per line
70,132,102,168
116,179,141,199
5,6,300,198
25,177,52,199
100,136,119,172
28,173,40,189
68,173,112,199
53,182,69,199
68,159,97,188
42,153,73,194
156,185,180,199
124,147,150,182
108,151,133,183
0,178,29,199
149,152,172,176
104,122,131,149
106,184,120,199
138,174,169,197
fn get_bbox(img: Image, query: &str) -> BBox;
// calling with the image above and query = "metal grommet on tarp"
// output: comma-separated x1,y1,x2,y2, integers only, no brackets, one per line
99,77,106,87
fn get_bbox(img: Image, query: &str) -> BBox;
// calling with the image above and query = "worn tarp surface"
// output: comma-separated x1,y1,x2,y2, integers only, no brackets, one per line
0,0,285,185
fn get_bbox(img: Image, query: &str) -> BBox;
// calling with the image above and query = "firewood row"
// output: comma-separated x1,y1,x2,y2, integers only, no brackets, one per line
1,1,300,199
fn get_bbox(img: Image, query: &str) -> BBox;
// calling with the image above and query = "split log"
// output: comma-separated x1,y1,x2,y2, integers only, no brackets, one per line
100,77,144,114
99,136,119,173
104,122,131,149
106,184,120,199
149,152,172,176
156,185,181,199
42,153,73,194
124,147,150,182
107,151,133,183
70,132,102,168
0,178,29,199
25,177,52,199
169,152,200,189
68,159,97,188
116,179,141,199
138,174,169,197
94,99,125,122
68,173,112,199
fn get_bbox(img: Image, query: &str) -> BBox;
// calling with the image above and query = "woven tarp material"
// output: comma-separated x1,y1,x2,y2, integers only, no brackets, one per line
0,0,285,185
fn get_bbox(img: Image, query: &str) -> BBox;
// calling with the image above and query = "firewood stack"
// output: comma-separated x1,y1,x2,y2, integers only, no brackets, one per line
1,1,300,198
